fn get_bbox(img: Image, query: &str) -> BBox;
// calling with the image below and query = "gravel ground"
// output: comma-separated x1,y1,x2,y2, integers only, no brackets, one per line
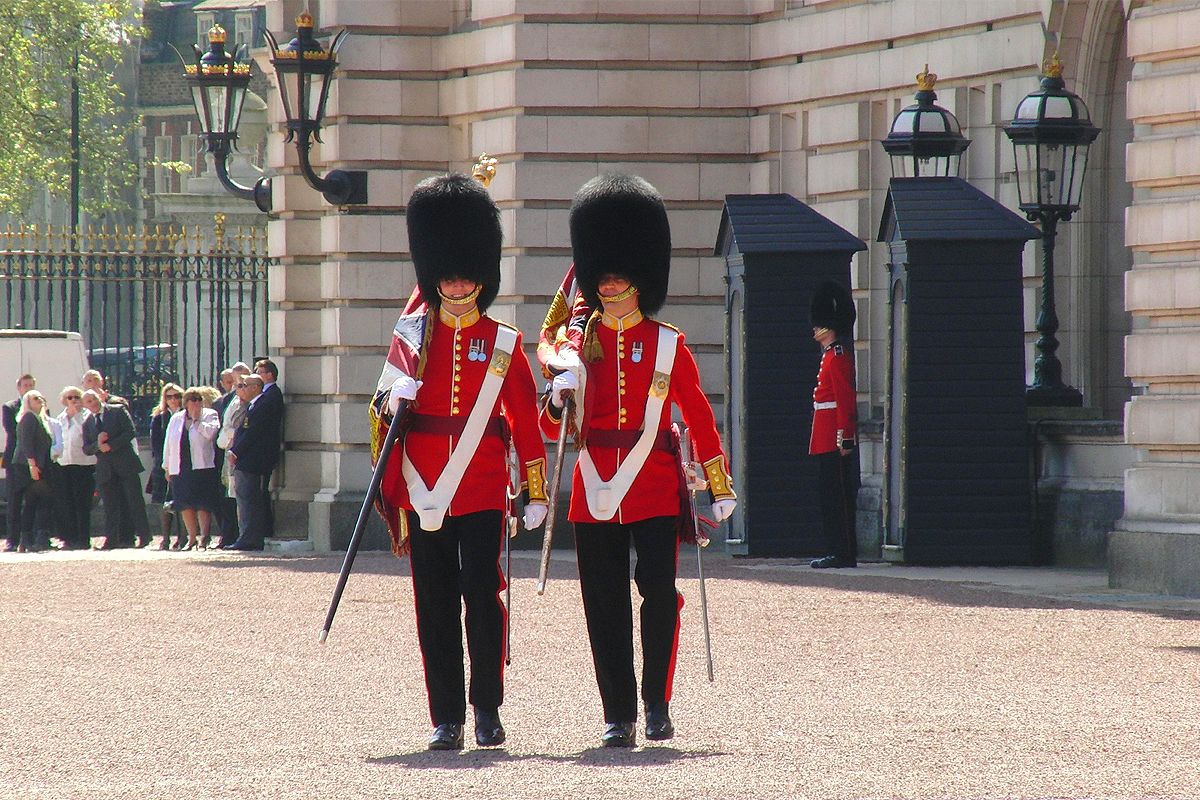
1,547,1198,800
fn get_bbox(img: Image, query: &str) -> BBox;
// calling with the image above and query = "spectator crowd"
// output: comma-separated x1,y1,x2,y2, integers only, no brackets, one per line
0,360,284,553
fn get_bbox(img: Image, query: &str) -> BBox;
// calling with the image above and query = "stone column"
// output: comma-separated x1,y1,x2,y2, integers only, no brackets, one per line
1110,1,1200,596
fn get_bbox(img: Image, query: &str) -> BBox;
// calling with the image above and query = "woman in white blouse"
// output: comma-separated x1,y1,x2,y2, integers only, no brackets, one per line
163,387,222,550
54,386,98,550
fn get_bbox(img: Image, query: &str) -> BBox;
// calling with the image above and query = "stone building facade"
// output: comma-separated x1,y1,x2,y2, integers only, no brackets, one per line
256,0,1200,595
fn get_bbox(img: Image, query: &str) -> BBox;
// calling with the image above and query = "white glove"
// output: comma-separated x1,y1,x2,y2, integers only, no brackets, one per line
388,375,422,414
547,348,582,377
711,498,736,522
523,503,548,530
550,370,578,408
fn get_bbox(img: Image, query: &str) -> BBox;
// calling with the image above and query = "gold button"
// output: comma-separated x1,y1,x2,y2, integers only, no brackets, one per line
454,375,461,383
619,389,626,396
455,344,462,351
452,406,460,414
619,379,626,387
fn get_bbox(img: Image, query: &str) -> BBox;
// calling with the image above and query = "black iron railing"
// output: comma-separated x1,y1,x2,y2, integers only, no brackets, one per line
0,215,272,430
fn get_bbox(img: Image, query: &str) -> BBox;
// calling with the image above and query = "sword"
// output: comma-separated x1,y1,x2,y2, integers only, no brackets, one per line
678,424,715,682
504,439,520,665
536,394,572,595
320,399,405,644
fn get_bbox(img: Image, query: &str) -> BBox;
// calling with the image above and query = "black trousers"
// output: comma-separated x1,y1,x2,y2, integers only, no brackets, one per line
407,509,506,727
4,473,22,544
98,473,149,544
817,450,860,563
574,515,682,725
59,464,96,548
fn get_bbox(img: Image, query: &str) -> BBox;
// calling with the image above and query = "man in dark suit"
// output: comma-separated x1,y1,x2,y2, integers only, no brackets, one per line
2,374,36,550
225,373,282,550
251,358,284,540
82,390,150,549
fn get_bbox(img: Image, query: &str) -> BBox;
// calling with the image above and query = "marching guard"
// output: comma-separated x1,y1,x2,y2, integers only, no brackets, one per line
370,173,549,750
808,280,860,569
540,174,737,747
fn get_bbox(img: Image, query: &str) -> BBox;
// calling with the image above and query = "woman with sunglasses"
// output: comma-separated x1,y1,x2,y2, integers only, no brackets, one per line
163,387,221,550
12,390,55,552
149,383,185,549
55,386,98,550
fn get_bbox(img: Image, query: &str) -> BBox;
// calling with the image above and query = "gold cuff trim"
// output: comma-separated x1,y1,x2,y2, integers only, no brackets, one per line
703,455,736,501
525,457,548,502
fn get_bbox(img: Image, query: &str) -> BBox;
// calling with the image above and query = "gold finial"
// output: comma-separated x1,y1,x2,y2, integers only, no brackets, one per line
208,24,227,44
214,212,227,242
916,64,937,91
471,152,499,187
297,10,314,28
1043,52,1064,78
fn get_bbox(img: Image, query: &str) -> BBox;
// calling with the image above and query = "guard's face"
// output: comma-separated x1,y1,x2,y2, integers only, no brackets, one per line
439,278,479,301
597,274,632,300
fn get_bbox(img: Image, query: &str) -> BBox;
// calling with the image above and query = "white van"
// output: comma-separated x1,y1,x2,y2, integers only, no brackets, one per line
0,329,91,477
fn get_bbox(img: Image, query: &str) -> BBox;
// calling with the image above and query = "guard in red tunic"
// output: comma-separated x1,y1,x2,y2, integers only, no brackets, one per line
370,174,548,751
540,174,736,748
808,280,860,569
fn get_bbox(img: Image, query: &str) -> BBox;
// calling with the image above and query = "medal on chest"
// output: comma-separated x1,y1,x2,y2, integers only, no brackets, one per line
631,341,643,363
468,338,488,362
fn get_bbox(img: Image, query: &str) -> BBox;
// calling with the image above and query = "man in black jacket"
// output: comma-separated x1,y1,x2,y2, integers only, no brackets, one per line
2,374,36,550
82,390,150,549
225,374,282,550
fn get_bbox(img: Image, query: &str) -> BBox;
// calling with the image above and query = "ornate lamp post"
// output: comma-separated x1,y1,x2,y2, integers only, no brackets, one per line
264,11,367,206
881,65,971,177
180,25,271,212
1003,55,1100,407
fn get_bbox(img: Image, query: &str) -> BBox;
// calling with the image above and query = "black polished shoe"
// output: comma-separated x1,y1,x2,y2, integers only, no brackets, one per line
644,702,674,741
473,708,506,747
427,723,464,751
226,539,265,551
811,555,856,569
601,721,636,748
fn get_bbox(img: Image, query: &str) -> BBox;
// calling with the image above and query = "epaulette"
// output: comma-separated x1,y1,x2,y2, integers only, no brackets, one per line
833,343,845,355
493,317,519,334
653,318,682,334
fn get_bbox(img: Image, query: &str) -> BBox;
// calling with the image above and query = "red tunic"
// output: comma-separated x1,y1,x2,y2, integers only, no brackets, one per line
809,341,857,455
540,311,735,525
381,309,545,516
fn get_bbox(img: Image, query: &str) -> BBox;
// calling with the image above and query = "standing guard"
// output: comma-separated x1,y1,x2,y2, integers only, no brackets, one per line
540,174,736,747
369,173,549,751
808,280,860,569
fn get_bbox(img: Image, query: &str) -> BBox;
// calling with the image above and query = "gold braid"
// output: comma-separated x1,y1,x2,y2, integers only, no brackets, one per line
582,310,604,363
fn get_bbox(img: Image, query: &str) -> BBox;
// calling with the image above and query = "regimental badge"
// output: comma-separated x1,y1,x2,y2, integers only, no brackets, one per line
488,348,512,377
650,370,670,400
632,341,643,363
468,338,488,362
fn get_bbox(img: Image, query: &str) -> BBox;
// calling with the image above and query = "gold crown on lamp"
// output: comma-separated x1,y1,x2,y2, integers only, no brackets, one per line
472,153,499,187
208,24,227,44
1043,52,1064,78
297,10,314,28
916,64,937,91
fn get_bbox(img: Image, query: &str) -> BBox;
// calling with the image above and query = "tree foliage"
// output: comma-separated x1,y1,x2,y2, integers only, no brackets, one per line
0,0,141,216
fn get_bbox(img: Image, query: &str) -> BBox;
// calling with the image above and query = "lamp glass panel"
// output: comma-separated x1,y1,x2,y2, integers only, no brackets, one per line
890,110,915,134
191,86,210,133
228,84,247,135
890,153,914,178
1065,143,1089,208
917,111,949,133
206,85,229,133
1013,141,1039,207
1037,142,1064,207
1016,96,1041,120
312,71,333,125
1043,95,1074,120
277,70,298,123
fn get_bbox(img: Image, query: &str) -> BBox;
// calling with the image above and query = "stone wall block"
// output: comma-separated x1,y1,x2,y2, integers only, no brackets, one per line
1126,396,1200,448
1126,330,1200,382
322,260,413,301
807,102,864,148
323,307,391,349
268,217,322,259
272,307,322,349
806,150,865,196
1125,199,1200,252
1126,263,1200,315
269,263,322,304
1127,72,1200,124
547,116,650,154
598,70,701,109
515,70,600,108
1128,5,1200,61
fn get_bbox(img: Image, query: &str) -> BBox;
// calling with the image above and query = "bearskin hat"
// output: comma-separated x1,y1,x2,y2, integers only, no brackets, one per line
406,173,502,311
570,173,671,315
810,280,856,337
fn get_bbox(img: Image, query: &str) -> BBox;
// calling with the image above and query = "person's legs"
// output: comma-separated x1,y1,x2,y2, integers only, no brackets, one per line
180,508,199,549
458,510,505,715
574,521,637,725
197,509,212,549
631,516,683,710
119,473,150,547
407,510,467,727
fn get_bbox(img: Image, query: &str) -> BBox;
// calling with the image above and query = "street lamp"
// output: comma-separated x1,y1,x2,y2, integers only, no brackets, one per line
881,65,971,177
181,24,271,212
264,11,367,206
1003,54,1100,407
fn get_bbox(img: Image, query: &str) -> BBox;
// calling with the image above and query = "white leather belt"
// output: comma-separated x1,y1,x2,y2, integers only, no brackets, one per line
813,401,837,410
